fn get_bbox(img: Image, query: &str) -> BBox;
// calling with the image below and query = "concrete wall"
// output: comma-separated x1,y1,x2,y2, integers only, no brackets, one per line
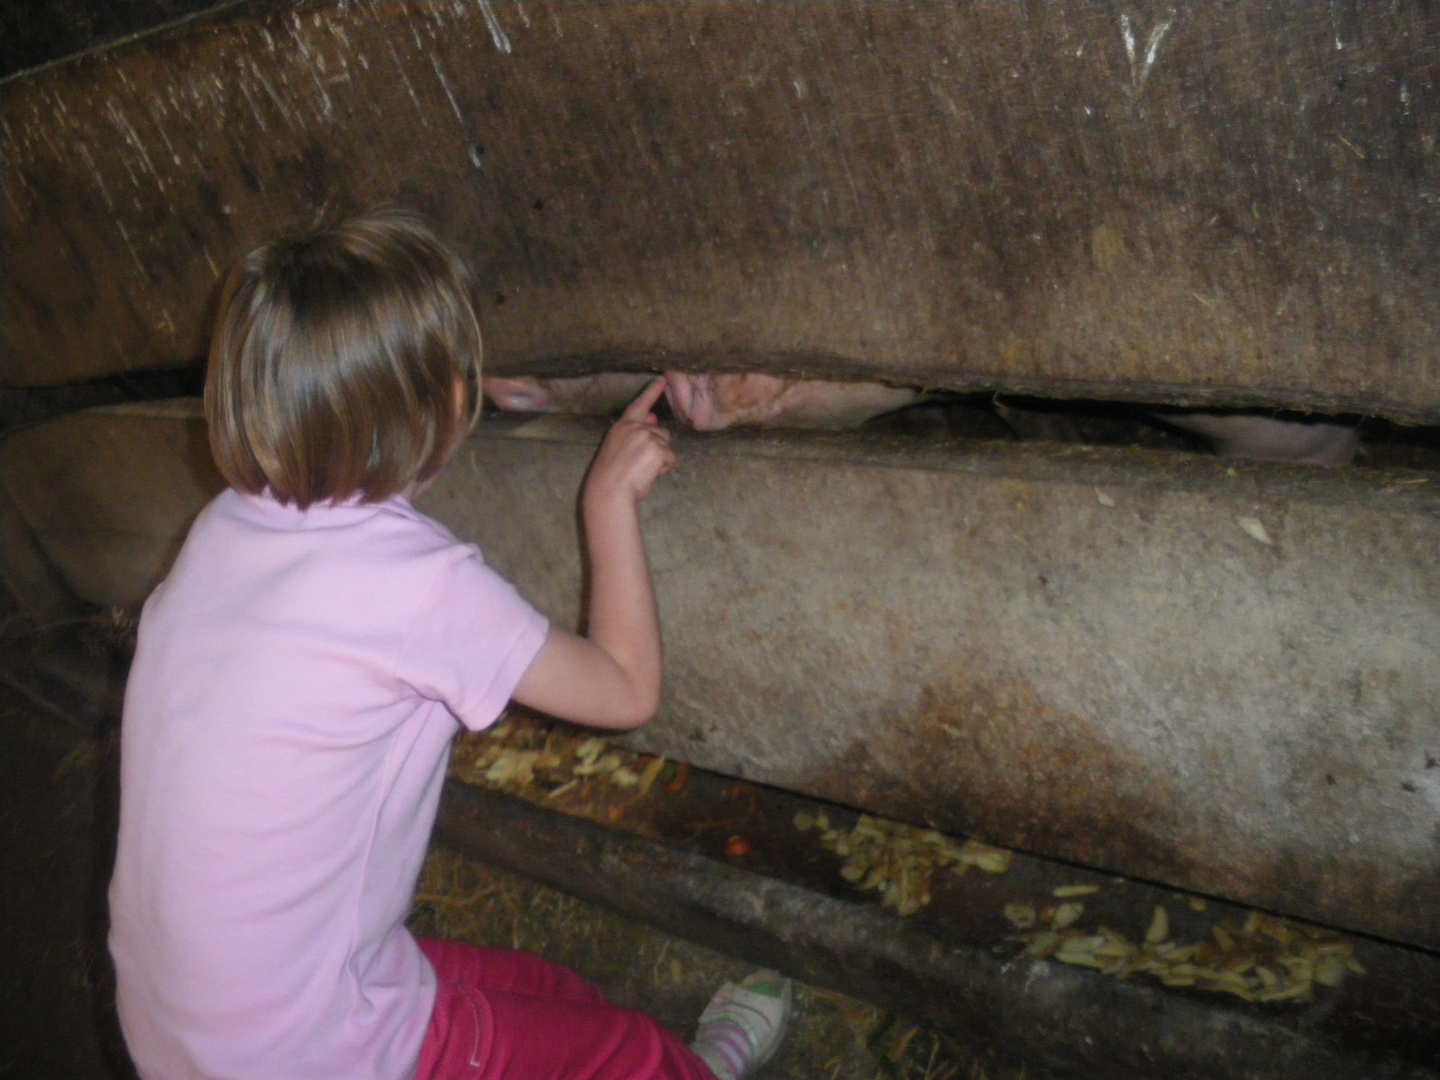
424,417,1440,952
7,1,1440,421
10,405,1435,950
0,401,221,610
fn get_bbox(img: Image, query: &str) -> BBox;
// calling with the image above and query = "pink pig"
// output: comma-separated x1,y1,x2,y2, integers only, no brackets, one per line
481,373,655,415
484,373,1358,464
483,372,918,431
1156,412,1359,466
661,372,919,431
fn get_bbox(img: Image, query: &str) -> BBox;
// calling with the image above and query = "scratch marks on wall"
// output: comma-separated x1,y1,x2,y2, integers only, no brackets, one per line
106,99,164,193
477,0,513,55
384,37,432,126
235,73,270,134
144,102,182,169
243,58,302,135
428,55,467,129
1329,0,1359,51
75,139,150,282
1119,10,1176,100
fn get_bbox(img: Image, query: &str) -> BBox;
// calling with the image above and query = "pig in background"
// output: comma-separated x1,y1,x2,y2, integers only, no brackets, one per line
993,400,1362,467
481,373,1420,469
1150,411,1359,467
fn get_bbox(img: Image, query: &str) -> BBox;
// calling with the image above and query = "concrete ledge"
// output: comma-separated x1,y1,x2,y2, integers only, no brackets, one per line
5,403,1437,948
0,400,220,609
422,417,1440,950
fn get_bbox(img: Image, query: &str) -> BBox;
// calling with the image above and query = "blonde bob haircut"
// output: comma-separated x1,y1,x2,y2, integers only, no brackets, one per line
206,210,482,508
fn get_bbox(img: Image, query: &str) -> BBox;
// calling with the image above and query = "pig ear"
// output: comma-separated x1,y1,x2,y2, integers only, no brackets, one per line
482,377,556,413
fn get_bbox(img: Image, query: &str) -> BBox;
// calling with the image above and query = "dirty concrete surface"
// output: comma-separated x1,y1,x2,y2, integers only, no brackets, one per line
8,1,1440,423
422,417,1440,953
6,404,1440,952
0,401,221,611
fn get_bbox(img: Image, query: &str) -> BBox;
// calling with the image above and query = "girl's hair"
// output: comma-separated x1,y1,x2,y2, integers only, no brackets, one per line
206,210,482,508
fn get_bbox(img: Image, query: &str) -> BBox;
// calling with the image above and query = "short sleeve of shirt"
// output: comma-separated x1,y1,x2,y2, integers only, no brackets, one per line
396,546,549,730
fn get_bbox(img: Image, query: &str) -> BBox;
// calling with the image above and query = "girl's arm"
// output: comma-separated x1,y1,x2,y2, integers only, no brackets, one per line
511,379,676,730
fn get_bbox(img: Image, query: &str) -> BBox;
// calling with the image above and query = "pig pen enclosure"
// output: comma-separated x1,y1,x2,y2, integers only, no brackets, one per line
5,1,1440,1077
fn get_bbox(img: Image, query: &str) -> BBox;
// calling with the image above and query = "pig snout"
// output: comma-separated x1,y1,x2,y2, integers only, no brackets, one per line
1156,412,1359,467
663,372,919,431
662,372,720,430
482,376,562,413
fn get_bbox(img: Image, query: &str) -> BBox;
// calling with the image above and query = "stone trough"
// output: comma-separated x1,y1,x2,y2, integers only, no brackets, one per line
5,404,1438,956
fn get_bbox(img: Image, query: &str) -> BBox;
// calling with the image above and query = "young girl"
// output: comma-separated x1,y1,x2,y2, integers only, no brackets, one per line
107,211,788,1080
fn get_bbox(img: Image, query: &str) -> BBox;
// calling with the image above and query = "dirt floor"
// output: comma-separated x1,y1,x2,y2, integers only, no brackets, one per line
0,679,1053,1080
0,690,132,1079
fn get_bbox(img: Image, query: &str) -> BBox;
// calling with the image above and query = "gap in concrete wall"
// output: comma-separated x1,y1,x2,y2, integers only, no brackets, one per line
7,365,1440,471
485,372,1440,472
871,392,1209,451
1350,414,1440,471
890,392,1440,472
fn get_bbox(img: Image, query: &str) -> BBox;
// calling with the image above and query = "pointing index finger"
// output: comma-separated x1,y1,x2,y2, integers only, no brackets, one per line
622,377,668,421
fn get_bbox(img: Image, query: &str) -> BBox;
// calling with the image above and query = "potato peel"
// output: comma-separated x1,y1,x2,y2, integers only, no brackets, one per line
1018,902,1361,1006
453,714,674,806
795,811,1015,916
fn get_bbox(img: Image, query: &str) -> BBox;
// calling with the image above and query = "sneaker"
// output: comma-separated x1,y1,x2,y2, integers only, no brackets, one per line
690,969,792,1080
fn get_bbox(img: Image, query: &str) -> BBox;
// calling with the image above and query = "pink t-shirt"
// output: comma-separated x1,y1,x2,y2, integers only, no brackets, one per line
108,489,549,1080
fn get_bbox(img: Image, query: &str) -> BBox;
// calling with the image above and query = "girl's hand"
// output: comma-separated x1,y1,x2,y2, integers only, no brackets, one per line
584,378,677,506
515,377,675,731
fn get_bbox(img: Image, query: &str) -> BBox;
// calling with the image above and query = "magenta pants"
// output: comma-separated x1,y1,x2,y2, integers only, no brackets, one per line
412,938,716,1080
